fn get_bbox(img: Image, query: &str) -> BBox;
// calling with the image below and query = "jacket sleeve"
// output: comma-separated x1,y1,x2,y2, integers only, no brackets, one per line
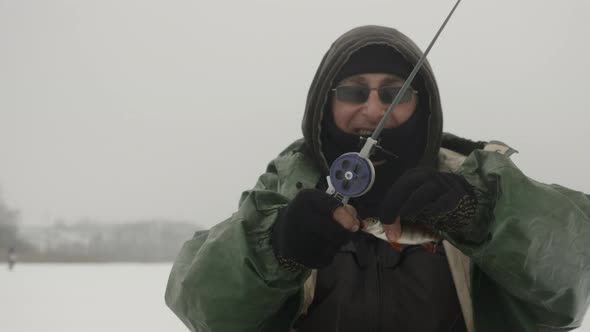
165,161,311,332
450,149,590,331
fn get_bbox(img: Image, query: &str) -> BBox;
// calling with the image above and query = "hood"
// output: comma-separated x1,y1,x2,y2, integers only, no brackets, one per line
301,25,443,174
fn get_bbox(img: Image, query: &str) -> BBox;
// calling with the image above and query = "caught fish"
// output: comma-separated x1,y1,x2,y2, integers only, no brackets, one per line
361,218,440,245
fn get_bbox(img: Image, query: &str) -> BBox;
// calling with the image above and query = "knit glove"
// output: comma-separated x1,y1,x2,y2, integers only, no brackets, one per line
379,167,478,238
271,189,359,270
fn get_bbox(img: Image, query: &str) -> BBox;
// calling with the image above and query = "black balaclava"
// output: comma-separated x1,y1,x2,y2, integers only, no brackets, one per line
321,44,429,218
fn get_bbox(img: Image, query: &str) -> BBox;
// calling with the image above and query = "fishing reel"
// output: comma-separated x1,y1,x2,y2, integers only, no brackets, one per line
326,152,375,204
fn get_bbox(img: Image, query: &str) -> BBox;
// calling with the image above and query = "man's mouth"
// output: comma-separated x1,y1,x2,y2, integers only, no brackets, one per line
355,129,374,136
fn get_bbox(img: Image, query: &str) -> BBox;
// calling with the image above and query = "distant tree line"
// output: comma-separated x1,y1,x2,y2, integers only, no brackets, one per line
0,192,33,255
18,220,200,262
0,189,201,263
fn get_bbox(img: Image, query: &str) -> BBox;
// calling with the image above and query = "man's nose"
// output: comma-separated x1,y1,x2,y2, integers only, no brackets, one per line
364,90,386,124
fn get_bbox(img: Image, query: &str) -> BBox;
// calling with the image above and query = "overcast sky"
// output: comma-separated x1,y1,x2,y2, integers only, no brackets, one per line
1,0,589,227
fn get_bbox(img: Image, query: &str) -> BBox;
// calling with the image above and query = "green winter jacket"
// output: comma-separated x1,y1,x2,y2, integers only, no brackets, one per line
165,25,590,331
166,138,590,332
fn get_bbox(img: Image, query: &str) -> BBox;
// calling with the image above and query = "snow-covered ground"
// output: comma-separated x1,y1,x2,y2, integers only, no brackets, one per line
0,264,186,332
1,264,588,332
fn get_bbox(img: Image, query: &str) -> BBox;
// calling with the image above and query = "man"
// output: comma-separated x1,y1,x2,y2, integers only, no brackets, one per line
166,25,590,332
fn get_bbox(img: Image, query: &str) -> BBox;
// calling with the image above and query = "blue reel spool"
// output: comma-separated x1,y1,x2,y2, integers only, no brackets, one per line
328,152,375,199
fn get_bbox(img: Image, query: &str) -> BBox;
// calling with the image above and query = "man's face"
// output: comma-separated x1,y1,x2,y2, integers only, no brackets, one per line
331,73,418,135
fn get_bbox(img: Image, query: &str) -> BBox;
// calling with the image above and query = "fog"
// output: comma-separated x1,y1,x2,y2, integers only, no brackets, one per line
0,0,588,228
1,2,589,331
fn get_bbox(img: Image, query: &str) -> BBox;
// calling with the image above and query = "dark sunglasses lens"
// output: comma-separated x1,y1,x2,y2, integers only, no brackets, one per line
336,86,369,103
379,87,413,104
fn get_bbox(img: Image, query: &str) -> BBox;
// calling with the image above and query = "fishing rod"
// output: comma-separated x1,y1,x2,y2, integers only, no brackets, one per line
326,0,462,206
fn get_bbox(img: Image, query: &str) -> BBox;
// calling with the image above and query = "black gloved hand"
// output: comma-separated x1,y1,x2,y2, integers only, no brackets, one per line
379,167,478,237
271,189,359,270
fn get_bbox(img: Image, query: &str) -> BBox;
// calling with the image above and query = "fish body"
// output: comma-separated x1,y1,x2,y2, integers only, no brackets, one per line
361,218,440,245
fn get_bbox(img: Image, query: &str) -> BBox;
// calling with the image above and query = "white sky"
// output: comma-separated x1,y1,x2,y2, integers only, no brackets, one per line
0,0,589,227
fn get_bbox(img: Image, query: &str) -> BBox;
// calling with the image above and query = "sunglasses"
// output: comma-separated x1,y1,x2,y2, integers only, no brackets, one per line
332,85,417,104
